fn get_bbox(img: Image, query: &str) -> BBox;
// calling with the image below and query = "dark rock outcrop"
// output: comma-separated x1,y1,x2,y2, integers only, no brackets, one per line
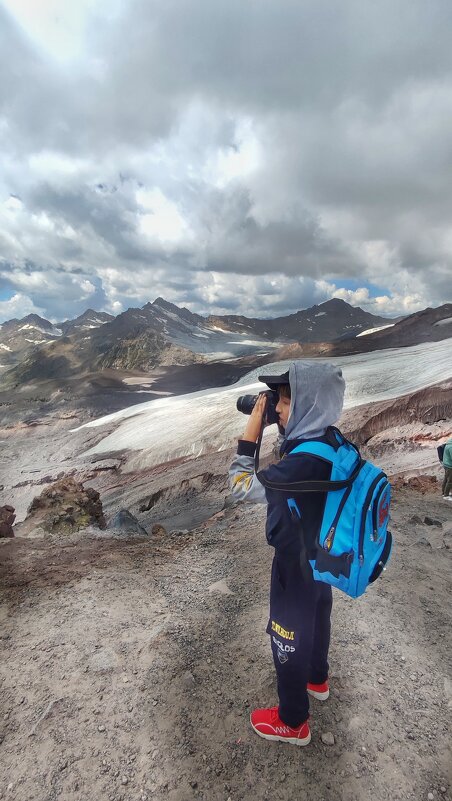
25,477,106,534
340,380,452,445
0,505,15,537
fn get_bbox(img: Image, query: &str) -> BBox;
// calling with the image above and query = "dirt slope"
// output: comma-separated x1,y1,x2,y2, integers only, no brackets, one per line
1,482,451,801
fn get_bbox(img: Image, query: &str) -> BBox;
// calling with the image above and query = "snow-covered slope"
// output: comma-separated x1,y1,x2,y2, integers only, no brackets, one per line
75,338,452,470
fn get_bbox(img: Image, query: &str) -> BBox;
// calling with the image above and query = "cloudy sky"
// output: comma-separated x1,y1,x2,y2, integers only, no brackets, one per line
1,0,451,324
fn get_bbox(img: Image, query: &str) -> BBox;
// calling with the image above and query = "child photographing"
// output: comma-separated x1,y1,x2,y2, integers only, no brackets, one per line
229,360,346,745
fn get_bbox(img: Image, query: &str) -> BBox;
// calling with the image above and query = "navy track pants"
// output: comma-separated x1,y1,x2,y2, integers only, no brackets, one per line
267,558,333,728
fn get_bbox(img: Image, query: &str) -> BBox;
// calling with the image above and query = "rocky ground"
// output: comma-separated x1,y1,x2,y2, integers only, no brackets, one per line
0,386,451,801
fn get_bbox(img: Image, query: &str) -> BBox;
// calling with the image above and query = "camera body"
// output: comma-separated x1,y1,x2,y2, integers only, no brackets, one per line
236,390,279,426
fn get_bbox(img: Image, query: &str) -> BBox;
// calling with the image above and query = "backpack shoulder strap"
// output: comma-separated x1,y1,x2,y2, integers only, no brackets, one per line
258,436,364,493
290,441,337,461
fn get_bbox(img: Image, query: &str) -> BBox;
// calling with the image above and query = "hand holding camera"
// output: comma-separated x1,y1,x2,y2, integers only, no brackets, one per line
236,378,289,468
239,392,268,443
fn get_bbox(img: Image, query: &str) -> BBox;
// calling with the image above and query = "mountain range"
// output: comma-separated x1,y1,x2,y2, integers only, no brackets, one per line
0,309,113,365
0,297,451,388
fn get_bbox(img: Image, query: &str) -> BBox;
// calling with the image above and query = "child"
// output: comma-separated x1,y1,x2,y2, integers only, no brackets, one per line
229,360,345,745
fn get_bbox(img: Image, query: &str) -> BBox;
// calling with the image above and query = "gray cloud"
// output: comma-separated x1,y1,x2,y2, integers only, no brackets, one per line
0,0,451,322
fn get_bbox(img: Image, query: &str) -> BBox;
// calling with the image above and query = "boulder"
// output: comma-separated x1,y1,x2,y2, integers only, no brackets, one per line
151,523,167,537
107,509,148,537
424,516,442,527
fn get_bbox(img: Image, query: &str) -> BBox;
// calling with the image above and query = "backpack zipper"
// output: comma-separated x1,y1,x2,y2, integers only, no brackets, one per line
324,484,353,551
371,480,389,541
358,472,386,563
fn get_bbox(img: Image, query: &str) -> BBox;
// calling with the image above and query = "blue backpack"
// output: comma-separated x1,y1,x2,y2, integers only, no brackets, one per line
274,429,392,598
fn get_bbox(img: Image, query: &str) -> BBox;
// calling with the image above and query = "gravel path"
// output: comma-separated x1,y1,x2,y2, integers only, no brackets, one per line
1,484,451,801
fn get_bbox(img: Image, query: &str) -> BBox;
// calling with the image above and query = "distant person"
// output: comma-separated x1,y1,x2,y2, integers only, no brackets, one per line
442,437,452,499
229,361,345,745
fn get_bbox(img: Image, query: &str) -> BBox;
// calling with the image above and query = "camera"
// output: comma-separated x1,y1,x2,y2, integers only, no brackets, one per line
236,390,279,425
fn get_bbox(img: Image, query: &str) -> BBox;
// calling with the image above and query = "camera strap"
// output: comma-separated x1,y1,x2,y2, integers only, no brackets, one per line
254,421,265,472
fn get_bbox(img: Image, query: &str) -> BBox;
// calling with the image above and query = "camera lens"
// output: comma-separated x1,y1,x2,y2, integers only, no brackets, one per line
236,394,258,415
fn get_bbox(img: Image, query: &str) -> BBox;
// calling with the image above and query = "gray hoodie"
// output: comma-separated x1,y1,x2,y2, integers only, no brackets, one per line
284,361,345,440
229,360,345,502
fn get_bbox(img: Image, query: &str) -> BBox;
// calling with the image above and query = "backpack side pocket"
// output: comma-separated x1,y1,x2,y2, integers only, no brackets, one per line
369,530,393,583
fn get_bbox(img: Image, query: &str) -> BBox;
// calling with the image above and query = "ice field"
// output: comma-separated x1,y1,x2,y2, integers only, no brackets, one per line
76,337,452,468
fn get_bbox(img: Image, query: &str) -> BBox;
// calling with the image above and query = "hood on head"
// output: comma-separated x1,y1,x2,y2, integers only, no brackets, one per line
285,360,345,440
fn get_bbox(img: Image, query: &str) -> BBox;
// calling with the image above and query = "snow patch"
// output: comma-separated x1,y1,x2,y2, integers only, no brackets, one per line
356,324,394,337
19,324,50,333
90,317,108,326
226,339,279,347
157,308,193,329
18,322,61,336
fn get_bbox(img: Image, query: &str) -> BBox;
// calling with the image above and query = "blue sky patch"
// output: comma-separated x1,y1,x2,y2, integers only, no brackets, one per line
337,279,390,297
0,288,15,302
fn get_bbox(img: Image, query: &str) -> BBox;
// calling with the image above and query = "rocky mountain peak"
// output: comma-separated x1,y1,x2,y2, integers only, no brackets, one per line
58,309,114,336
148,297,203,325
1,313,55,332
151,297,179,311
79,308,100,318
317,298,349,310
22,313,55,328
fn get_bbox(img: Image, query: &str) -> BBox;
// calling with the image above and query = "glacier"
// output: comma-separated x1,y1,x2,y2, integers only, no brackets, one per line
75,337,452,468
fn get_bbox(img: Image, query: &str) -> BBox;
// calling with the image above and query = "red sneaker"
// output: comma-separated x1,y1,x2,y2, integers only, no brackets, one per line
250,706,311,746
307,680,329,701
